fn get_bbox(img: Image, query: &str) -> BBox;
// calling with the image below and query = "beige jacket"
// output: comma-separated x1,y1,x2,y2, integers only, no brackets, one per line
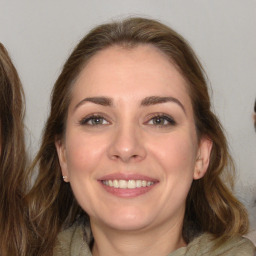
53,223,255,256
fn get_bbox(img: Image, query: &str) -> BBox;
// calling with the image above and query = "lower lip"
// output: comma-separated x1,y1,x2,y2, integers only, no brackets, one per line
100,182,157,198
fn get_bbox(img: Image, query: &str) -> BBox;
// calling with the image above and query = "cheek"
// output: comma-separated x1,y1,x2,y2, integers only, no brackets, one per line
149,131,197,176
145,131,198,216
65,131,106,178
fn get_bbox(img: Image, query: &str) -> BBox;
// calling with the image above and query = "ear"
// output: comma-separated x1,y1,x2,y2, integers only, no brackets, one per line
193,137,213,180
55,138,69,182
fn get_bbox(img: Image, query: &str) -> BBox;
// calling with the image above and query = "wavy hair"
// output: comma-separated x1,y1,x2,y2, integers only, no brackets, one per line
27,17,249,255
0,43,29,256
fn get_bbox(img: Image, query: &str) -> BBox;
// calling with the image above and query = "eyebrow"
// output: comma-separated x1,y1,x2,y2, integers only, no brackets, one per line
74,97,112,110
141,96,186,114
74,96,186,114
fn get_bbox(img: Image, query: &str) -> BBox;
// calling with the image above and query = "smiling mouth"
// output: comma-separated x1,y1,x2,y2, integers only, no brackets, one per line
102,179,155,189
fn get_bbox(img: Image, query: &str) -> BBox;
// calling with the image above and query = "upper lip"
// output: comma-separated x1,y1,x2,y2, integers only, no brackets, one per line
98,173,158,182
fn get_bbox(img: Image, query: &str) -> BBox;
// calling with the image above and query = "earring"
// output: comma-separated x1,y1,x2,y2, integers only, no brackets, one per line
63,176,68,181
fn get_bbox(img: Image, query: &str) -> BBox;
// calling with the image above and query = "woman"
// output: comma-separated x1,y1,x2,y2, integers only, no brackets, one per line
28,18,255,255
0,43,29,256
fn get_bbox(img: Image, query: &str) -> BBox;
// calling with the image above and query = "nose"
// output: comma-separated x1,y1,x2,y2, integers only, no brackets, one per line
107,123,147,163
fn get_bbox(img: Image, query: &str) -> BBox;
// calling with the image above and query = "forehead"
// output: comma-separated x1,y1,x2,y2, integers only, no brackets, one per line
71,44,192,107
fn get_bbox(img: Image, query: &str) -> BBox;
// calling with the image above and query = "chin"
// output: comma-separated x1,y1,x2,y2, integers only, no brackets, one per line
104,218,151,231
91,206,154,231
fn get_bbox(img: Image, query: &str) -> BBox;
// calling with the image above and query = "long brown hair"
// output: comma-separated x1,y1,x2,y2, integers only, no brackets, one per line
28,17,249,255
0,43,29,256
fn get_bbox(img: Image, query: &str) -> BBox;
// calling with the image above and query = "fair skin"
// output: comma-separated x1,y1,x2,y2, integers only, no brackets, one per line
56,44,212,256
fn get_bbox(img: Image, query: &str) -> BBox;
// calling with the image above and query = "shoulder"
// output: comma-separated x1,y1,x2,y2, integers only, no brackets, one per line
186,233,256,255
53,222,92,256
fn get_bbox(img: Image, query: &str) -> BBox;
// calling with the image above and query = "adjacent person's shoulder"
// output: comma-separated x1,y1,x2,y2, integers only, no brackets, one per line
53,222,92,256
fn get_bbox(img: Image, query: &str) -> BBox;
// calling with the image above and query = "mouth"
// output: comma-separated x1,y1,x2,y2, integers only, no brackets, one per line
102,179,155,189
98,174,158,197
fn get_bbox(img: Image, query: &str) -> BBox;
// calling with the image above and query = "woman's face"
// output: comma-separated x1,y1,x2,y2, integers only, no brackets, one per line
56,44,212,232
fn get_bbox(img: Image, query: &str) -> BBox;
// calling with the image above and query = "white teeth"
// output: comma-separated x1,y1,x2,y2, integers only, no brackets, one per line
113,180,119,188
102,179,154,189
141,180,147,187
136,180,142,188
128,180,136,189
119,180,127,189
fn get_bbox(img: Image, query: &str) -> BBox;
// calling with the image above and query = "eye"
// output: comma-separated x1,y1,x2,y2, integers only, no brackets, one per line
79,115,110,126
147,114,176,126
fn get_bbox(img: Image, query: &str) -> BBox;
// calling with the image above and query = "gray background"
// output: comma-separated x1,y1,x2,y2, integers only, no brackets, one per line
1,0,255,230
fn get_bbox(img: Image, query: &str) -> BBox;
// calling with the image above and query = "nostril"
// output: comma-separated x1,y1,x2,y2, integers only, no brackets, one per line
111,154,120,160
109,151,144,163
107,131,147,162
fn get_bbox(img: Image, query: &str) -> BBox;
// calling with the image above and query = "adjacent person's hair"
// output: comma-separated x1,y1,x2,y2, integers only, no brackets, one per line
0,43,28,256
254,100,256,130
28,17,249,255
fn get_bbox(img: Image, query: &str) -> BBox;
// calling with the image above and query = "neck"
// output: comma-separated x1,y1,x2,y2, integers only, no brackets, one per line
91,217,186,256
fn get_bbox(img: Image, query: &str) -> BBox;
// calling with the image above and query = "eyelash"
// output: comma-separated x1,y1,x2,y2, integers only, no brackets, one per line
79,114,110,126
79,113,176,127
145,114,176,127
